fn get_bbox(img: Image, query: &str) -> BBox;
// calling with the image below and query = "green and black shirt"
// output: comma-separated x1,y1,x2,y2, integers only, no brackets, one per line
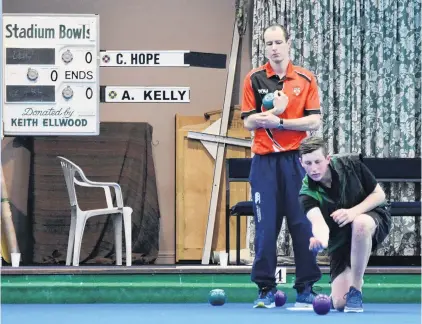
298,154,390,253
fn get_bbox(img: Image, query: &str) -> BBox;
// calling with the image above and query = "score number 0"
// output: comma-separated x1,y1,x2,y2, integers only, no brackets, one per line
49,51,95,100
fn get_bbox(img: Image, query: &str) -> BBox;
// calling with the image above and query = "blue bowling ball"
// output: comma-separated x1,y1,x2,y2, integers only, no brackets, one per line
262,92,274,110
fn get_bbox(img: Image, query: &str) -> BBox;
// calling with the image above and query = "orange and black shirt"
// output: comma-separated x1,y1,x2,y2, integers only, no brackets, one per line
241,61,321,155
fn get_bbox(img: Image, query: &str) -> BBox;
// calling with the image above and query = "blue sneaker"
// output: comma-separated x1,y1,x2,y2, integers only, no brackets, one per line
344,286,363,313
295,288,316,308
253,288,276,308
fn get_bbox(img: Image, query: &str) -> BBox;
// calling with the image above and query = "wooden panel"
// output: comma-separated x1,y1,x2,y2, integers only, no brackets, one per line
175,109,251,262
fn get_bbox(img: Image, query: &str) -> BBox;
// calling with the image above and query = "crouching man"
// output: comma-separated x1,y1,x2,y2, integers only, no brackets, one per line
297,136,391,313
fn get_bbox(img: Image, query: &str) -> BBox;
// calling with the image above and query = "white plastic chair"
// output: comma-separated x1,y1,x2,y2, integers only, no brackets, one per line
57,156,132,266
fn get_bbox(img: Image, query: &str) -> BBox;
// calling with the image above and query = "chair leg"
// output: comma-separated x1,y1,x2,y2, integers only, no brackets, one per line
113,215,123,266
72,215,87,266
236,215,241,265
66,208,77,266
123,207,133,266
226,213,230,265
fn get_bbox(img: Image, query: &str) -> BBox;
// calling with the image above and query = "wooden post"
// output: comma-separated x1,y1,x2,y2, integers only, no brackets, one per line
201,23,240,264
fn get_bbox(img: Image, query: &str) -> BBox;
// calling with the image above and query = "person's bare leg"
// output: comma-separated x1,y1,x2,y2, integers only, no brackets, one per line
330,267,352,310
350,214,376,291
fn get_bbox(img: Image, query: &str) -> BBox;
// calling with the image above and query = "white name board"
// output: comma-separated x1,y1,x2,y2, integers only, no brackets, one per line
100,50,189,67
104,86,190,103
2,14,100,136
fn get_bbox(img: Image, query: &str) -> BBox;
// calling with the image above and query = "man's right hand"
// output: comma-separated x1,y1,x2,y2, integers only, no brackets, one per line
270,90,289,115
244,112,280,130
309,237,326,253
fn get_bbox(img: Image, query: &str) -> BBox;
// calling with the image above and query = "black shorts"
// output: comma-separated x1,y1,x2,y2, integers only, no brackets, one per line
329,207,391,282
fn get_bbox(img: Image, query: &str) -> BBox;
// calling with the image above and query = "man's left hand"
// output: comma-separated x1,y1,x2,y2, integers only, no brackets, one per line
254,112,281,129
330,208,358,227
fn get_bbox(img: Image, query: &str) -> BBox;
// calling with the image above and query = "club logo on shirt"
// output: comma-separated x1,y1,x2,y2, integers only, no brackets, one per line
293,87,301,96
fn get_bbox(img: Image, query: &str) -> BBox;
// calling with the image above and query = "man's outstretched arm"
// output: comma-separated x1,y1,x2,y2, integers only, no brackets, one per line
307,207,330,250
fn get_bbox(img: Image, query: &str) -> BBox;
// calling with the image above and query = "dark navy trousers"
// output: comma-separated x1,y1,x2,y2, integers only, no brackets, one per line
249,150,321,292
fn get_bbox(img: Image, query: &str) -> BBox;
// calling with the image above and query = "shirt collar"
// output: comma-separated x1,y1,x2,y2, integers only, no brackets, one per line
264,61,296,80
308,163,338,191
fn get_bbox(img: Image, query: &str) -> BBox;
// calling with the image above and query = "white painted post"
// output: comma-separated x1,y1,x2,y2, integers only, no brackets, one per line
201,23,240,264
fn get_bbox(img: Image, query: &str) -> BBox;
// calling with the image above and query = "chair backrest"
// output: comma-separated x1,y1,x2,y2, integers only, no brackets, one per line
225,158,252,212
57,156,86,207
362,157,421,217
362,157,421,182
226,158,252,182
225,157,420,181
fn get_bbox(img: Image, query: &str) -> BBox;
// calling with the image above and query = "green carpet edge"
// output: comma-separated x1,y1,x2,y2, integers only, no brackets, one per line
1,273,420,304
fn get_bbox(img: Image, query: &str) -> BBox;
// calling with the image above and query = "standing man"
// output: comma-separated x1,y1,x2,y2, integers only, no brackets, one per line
298,136,391,312
241,23,322,308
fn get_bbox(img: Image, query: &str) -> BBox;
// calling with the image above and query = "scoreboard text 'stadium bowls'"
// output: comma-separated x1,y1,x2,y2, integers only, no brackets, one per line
4,23,91,40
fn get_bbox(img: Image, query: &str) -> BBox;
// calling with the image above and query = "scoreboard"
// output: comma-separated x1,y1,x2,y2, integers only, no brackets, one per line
2,14,100,136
